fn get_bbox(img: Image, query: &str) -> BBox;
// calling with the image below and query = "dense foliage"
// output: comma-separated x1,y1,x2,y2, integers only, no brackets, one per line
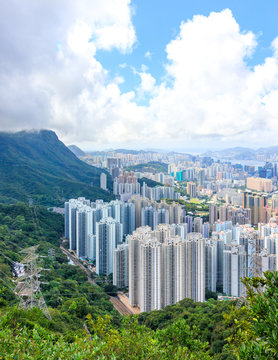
226,272,278,359
125,161,168,173
139,298,235,359
138,177,164,188
0,311,214,359
0,130,114,206
0,202,120,337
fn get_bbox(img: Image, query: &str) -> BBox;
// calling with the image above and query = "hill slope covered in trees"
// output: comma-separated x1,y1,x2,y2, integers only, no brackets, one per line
0,130,114,205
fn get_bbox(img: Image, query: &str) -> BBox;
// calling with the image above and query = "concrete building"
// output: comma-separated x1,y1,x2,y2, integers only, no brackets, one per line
187,182,197,199
209,204,218,225
223,242,247,297
100,172,107,191
247,177,272,193
113,243,129,288
128,226,205,312
205,239,217,292
96,217,123,275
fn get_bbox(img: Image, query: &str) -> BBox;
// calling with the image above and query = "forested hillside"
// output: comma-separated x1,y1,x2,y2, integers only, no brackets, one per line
125,161,168,173
0,130,114,206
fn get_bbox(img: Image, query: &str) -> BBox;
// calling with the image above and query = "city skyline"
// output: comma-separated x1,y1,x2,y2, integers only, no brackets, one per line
1,1,278,151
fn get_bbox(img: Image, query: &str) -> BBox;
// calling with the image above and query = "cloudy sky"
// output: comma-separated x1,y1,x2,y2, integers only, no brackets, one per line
1,0,278,152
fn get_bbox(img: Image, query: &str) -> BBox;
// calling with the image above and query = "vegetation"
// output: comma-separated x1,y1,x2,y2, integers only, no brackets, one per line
125,161,168,173
0,202,120,337
226,272,278,359
0,130,114,206
164,198,209,213
138,177,164,188
139,298,235,359
0,311,214,359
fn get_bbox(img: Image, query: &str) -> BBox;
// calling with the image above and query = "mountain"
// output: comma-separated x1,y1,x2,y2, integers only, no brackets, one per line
203,145,278,160
68,144,86,157
0,130,114,205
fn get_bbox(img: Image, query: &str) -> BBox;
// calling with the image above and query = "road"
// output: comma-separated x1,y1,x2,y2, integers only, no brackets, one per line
60,244,97,286
60,242,133,315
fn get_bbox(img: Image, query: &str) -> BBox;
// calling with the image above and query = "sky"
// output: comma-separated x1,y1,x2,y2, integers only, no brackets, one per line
1,0,278,152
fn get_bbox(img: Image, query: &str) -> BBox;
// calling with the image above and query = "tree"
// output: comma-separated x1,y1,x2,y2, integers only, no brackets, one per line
226,271,278,359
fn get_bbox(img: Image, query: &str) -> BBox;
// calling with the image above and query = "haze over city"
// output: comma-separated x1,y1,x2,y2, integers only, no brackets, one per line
1,1,278,151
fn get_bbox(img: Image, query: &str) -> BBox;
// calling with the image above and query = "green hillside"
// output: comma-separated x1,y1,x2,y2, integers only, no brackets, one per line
0,130,114,206
138,177,164,187
125,161,169,173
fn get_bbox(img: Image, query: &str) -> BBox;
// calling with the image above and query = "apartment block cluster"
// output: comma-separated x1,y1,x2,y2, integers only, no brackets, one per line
113,170,180,201
136,172,175,186
113,219,278,310
65,197,191,272
126,226,205,311
64,197,209,307
65,198,135,275
65,195,278,312
169,159,277,199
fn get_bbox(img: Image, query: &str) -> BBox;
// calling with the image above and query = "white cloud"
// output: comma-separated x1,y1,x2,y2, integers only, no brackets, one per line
144,9,278,147
144,51,152,59
139,72,156,93
1,5,278,149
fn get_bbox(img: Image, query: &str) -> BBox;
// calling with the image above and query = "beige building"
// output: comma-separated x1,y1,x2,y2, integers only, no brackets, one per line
247,177,272,193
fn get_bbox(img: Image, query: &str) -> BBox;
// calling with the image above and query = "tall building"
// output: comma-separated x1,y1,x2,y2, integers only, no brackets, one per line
187,182,196,199
205,239,217,292
246,177,272,193
202,222,210,239
194,217,203,233
223,242,247,297
185,233,205,302
209,204,218,225
113,243,129,288
76,206,93,258
140,239,162,311
96,217,123,275
243,192,268,225
128,226,151,306
67,197,90,251
128,226,205,311
122,202,136,235
100,173,107,191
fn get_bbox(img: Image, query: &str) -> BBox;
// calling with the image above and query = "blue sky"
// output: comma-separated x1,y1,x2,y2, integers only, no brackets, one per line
96,0,278,96
1,0,278,152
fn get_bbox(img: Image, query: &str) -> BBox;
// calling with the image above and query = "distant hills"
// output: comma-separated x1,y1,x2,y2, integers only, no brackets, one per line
68,144,85,157
203,145,278,160
0,130,114,206
87,148,158,155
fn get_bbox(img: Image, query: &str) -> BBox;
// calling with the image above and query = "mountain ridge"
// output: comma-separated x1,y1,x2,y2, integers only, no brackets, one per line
0,130,114,206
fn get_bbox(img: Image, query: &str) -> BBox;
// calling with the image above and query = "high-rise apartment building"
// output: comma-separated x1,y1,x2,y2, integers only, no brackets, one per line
187,181,196,199
113,243,129,288
247,177,272,193
243,192,268,225
194,217,203,233
96,217,123,275
209,204,218,225
223,242,247,297
128,226,205,312
100,173,107,191
205,239,217,292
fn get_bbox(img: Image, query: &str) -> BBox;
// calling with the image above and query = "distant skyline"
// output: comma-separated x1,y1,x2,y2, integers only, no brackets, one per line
1,1,278,151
